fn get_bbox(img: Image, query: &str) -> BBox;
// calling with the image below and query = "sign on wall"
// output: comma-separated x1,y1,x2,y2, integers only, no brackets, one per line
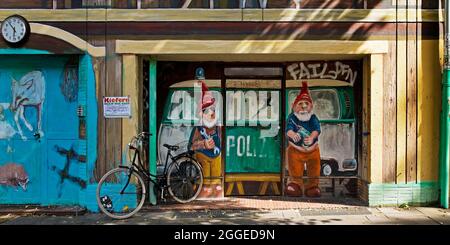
103,96,131,118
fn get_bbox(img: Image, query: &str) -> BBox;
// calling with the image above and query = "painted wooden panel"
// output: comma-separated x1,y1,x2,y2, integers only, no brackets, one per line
226,88,281,173
417,39,441,182
406,2,417,183
105,40,123,172
0,56,80,205
122,55,142,157
382,40,397,183
370,54,384,184
396,23,407,184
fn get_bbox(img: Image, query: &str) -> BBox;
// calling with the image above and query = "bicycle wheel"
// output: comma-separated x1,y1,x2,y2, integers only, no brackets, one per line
167,156,203,203
96,167,146,219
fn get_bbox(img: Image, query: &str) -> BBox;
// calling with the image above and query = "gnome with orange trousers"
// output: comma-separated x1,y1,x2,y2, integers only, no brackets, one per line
188,68,223,198
286,81,322,198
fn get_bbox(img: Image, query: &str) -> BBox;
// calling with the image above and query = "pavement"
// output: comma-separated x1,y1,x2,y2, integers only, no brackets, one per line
1,197,450,225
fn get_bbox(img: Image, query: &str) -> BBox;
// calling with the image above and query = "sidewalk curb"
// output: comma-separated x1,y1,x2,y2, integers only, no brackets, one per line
0,205,86,216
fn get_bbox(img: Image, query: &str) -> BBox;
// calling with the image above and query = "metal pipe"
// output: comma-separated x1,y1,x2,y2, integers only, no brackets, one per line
439,0,450,209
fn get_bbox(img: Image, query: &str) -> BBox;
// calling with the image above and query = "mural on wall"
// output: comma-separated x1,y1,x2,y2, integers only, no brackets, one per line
158,67,224,199
10,71,46,140
60,61,78,103
187,69,223,199
0,104,16,139
51,145,87,198
158,61,359,198
0,163,29,191
285,81,322,197
285,60,359,198
0,55,82,204
287,61,358,85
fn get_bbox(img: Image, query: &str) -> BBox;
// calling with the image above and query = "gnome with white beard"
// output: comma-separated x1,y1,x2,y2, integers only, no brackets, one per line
188,68,222,198
285,81,322,197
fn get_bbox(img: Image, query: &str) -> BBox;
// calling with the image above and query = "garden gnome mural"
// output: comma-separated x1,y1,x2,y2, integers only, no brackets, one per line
188,68,223,198
286,81,322,197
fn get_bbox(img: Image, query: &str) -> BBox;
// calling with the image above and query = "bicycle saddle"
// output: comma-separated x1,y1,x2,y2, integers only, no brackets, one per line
163,144,179,151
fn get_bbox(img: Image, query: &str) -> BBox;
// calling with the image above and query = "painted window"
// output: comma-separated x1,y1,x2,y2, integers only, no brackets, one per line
226,90,279,124
166,89,222,123
288,89,340,120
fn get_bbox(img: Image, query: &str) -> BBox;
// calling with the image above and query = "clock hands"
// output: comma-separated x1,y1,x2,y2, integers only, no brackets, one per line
7,20,16,33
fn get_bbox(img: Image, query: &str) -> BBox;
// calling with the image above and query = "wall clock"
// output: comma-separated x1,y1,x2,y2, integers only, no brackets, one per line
1,15,31,47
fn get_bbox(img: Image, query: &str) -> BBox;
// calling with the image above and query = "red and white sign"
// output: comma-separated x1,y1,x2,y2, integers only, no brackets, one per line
103,96,131,118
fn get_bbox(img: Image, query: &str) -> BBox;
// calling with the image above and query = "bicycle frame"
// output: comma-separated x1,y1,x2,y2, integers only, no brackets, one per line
119,141,184,195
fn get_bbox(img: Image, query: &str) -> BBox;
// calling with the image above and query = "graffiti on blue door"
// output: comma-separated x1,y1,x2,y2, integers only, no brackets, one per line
0,56,82,204
51,144,87,198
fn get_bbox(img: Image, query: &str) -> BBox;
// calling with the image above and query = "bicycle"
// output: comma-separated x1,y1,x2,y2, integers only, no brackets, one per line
96,132,204,219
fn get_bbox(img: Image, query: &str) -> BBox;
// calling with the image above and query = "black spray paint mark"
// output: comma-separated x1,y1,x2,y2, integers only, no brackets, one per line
51,145,87,197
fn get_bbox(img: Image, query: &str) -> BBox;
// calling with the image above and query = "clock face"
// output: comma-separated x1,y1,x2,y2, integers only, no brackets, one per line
1,15,29,45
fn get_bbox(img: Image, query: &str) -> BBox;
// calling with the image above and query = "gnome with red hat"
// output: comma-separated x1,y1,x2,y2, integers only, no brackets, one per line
285,81,322,197
188,67,223,199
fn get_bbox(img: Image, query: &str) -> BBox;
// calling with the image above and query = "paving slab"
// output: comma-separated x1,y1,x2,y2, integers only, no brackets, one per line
416,207,450,225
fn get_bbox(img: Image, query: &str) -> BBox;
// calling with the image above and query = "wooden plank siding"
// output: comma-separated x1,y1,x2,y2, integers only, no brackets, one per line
396,22,407,184
406,0,417,183
382,40,397,183
361,56,371,183
88,7,106,181
34,22,440,42
1,5,440,187
105,39,123,172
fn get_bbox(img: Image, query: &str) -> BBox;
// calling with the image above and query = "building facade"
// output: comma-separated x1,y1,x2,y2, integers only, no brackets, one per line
0,0,446,211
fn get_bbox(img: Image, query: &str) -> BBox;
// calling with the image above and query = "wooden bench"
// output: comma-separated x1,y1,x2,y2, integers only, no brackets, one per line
225,173,281,195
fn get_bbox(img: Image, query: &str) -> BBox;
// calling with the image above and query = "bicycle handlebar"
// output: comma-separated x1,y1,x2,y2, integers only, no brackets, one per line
128,132,152,150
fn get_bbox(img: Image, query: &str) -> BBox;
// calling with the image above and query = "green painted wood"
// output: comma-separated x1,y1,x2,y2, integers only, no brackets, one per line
225,126,281,173
149,57,157,205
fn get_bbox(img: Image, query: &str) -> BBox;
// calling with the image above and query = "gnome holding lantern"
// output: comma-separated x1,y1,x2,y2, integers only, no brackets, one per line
188,68,223,198
285,81,322,198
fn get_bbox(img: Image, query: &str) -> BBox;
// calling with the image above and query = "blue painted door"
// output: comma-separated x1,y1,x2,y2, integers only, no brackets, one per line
0,55,80,205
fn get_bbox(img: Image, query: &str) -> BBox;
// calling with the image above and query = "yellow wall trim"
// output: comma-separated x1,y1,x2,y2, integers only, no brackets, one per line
116,40,388,55
0,9,442,22
30,23,105,57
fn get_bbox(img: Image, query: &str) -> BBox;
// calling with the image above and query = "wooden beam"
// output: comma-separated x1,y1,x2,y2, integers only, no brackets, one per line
0,9,442,22
116,40,389,55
